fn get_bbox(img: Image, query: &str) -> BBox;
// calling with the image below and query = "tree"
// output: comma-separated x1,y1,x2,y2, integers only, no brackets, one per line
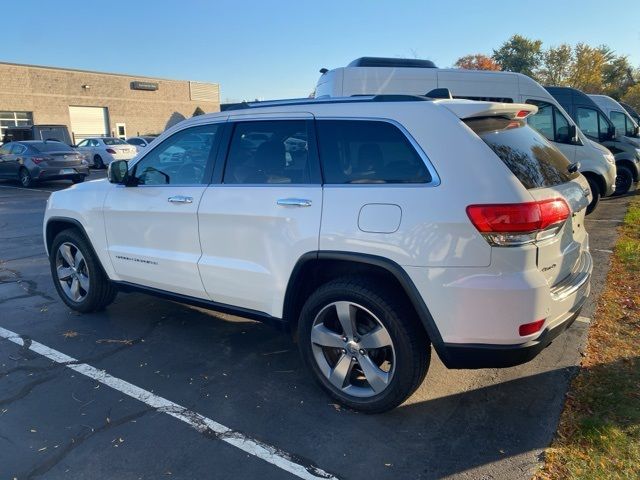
538,44,573,86
492,34,543,78
622,84,640,111
567,43,606,93
192,106,205,116
454,54,501,71
602,56,635,99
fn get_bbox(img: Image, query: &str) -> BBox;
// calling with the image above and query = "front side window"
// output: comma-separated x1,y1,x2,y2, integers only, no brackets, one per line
223,120,311,184
526,100,574,144
611,111,636,137
132,124,220,185
466,117,579,189
576,107,599,140
316,120,431,184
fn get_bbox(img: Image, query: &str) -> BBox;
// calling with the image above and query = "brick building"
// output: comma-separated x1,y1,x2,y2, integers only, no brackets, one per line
0,61,220,143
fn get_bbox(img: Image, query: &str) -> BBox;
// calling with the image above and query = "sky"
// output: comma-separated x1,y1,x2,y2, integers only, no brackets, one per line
3,0,639,103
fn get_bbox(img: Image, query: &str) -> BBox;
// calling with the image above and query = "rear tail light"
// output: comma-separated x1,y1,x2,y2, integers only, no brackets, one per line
31,156,50,164
519,319,545,336
106,148,117,154
466,198,570,246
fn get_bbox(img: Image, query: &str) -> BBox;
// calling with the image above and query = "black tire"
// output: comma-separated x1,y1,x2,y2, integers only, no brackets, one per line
19,167,34,187
72,176,85,184
50,229,117,313
614,165,633,196
585,176,600,215
298,277,430,413
93,155,105,169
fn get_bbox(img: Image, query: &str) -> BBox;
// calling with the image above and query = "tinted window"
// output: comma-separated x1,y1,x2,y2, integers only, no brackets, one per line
576,107,599,139
223,120,311,184
465,117,579,189
526,100,574,144
31,142,75,152
316,120,431,184
133,124,220,185
127,138,143,146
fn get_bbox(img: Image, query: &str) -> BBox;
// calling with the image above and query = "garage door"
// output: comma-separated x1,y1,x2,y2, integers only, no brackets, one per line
69,106,109,142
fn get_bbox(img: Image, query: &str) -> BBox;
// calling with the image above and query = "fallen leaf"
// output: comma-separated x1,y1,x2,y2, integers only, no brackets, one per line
63,331,78,338
96,339,133,345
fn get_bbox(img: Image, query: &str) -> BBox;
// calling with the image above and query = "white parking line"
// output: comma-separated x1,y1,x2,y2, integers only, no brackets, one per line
0,185,54,193
0,326,338,480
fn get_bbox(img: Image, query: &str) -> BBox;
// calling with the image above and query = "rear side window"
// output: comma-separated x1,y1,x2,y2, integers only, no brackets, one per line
316,120,431,184
465,117,579,189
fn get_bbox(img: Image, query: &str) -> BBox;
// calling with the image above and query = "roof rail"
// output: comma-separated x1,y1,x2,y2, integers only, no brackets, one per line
222,95,430,111
347,57,437,69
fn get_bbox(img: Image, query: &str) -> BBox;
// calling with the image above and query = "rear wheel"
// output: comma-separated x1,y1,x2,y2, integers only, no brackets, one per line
93,155,105,169
585,176,600,215
614,165,633,196
50,229,117,313
298,277,430,413
19,167,33,187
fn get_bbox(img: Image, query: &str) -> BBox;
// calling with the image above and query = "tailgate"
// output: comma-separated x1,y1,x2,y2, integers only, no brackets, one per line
528,178,590,285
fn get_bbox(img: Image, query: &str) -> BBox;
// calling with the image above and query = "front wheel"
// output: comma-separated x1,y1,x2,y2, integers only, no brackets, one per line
50,229,117,313
613,165,633,196
298,277,430,413
585,177,600,215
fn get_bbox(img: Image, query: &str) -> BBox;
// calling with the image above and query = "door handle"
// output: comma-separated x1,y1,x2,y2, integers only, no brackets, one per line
276,198,312,207
168,195,193,204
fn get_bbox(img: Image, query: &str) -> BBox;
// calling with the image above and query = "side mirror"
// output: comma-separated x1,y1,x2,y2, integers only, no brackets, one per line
568,124,578,143
108,160,130,184
635,125,640,136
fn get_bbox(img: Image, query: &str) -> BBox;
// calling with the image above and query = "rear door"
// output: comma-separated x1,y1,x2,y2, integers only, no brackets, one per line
197,114,322,317
104,122,223,298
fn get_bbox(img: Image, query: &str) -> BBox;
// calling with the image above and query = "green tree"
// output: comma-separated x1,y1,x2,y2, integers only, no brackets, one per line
538,44,573,86
602,56,635,99
492,34,543,78
454,54,501,71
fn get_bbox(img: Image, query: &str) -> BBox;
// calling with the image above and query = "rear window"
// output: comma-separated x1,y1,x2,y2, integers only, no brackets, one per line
103,138,127,145
31,142,75,152
465,117,579,189
316,120,431,184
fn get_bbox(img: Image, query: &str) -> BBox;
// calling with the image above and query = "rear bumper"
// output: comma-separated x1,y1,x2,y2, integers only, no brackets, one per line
439,293,587,369
36,166,89,180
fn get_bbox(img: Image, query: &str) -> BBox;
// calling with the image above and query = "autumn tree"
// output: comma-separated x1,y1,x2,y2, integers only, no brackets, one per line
622,84,640,111
567,43,606,93
454,54,501,71
538,44,573,86
602,56,635,99
492,34,543,78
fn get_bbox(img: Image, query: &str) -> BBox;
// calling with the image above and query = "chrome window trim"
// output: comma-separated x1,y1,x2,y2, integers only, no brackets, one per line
314,116,441,187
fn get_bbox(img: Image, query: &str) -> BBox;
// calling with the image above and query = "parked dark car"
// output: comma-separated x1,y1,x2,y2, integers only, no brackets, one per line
1,124,73,145
0,140,89,187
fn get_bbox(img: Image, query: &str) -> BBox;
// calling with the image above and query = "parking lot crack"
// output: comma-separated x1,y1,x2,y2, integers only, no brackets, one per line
0,375,56,408
20,407,152,480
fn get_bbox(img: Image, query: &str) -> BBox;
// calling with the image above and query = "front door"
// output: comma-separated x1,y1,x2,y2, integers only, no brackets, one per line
525,98,577,162
197,116,322,317
104,122,224,298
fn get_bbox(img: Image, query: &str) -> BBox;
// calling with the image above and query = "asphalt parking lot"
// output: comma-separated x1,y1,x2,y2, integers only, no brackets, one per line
0,172,634,480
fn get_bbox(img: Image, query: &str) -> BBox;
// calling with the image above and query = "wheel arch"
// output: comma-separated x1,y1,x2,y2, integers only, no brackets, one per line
45,217,110,278
581,170,606,197
616,159,638,182
283,251,448,360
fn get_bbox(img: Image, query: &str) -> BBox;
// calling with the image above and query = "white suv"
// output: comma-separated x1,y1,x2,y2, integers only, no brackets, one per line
44,96,593,412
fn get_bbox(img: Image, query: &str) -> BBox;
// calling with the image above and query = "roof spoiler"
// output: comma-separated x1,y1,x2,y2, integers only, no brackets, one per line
440,102,538,120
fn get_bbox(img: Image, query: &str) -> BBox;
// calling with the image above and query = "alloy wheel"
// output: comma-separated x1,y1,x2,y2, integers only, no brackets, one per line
310,301,396,398
55,242,90,302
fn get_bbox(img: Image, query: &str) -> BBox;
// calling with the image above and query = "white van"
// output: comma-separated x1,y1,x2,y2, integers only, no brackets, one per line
589,95,640,149
316,57,617,212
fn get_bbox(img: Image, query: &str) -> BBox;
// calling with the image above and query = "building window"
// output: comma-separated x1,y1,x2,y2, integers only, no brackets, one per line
0,111,33,141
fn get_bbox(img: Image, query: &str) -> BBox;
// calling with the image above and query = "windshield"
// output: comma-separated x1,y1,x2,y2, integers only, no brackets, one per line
31,142,75,153
465,117,579,189
103,138,127,145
